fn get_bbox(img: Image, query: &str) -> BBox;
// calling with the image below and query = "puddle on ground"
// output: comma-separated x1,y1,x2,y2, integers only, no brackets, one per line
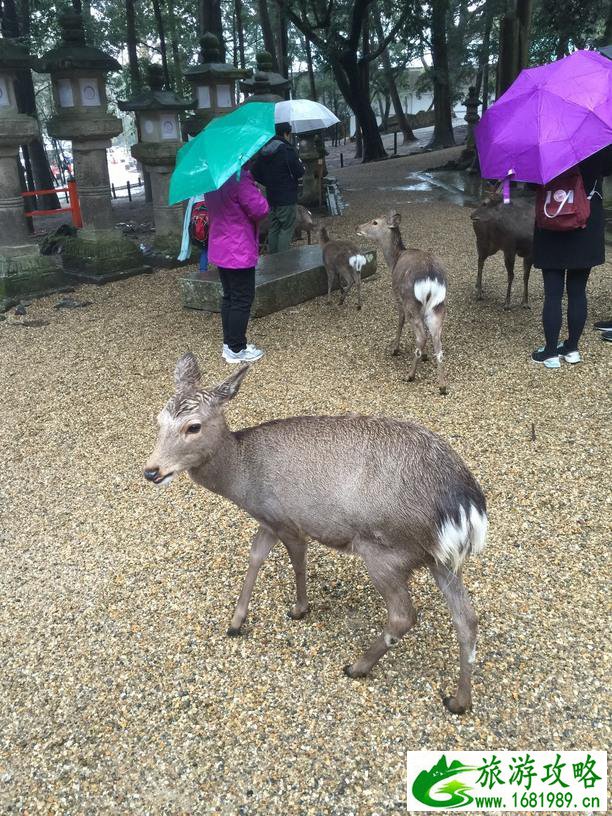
378,171,487,207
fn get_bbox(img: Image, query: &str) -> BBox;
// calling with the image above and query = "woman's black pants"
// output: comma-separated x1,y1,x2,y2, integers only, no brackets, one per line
217,267,255,353
541,268,591,354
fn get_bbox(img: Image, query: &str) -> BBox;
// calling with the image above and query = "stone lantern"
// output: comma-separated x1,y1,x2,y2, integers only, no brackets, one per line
0,36,61,310
118,64,195,263
239,51,290,104
462,85,481,174
183,32,250,137
39,11,149,283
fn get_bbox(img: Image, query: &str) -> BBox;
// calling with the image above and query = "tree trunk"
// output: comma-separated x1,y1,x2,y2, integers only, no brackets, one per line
305,36,317,100
516,0,533,71
474,0,493,104
151,0,171,89
374,16,416,143
340,51,387,162
166,0,184,92
428,0,455,148
497,14,519,96
258,0,279,70
277,2,290,81
199,0,225,59
125,0,140,92
234,0,246,69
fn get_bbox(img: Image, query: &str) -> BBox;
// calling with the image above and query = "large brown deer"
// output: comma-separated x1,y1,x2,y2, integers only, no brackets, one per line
470,187,534,309
144,355,488,714
357,210,448,394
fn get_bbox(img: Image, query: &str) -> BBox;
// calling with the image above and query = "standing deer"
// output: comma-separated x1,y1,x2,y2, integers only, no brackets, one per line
144,354,488,714
319,226,366,310
470,187,534,310
357,210,448,394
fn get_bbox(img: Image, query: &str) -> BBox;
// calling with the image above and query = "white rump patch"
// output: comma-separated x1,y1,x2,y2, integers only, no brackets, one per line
436,504,488,573
413,277,447,312
349,254,367,272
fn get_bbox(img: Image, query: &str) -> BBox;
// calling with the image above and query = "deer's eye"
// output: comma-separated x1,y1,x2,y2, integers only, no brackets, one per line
186,423,201,435
372,220,378,225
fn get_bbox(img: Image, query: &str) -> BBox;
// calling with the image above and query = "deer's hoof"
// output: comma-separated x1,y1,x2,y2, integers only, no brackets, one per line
442,694,471,715
226,626,243,637
421,352,429,362
503,302,512,311
287,605,310,621
406,374,416,382
439,385,448,396
390,349,400,357
343,664,368,679
521,302,531,310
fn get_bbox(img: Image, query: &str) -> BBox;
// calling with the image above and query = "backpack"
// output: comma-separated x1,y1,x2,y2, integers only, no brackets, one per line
189,201,209,246
535,169,593,231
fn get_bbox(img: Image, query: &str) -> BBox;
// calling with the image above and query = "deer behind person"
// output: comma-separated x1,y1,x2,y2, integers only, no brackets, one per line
357,210,448,394
144,354,488,714
319,225,366,310
470,186,534,309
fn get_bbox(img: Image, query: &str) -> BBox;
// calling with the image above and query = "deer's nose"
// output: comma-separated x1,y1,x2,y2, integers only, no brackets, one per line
144,468,160,482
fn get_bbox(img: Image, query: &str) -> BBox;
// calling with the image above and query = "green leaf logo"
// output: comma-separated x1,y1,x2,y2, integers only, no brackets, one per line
412,755,475,808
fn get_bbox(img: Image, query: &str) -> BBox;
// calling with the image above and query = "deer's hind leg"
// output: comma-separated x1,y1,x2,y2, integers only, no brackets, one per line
280,534,310,620
344,544,416,678
521,257,532,309
228,526,277,636
406,316,427,383
390,302,405,355
430,563,478,714
426,303,448,395
503,250,516,310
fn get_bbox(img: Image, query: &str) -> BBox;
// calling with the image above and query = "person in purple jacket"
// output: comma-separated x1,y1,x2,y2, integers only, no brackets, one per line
206,165,270,363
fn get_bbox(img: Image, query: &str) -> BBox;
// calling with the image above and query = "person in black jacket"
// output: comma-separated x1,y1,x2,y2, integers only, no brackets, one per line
531,145,612,368
252,123,305,253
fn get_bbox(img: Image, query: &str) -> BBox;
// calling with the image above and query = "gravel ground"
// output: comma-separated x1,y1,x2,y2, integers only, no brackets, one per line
1,147,610,815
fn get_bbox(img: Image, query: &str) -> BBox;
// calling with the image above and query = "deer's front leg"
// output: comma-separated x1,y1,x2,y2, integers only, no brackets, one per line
227,526,277,636
281,536,309,620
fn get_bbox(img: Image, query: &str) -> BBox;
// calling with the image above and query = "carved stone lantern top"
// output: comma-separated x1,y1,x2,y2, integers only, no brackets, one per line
183,33,250,84
118,65,195,166
118,64,195,113
0,36,40,146
39,11,120,74
39,12,122,142
183,32,250,136
240,50,290,102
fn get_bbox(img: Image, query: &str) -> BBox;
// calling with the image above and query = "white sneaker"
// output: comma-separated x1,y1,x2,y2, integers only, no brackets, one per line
222,345,265,363
557,343,581,364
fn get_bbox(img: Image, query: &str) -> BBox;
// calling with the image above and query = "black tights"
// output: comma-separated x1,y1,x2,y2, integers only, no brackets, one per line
218,267,255,353
542,268,590,354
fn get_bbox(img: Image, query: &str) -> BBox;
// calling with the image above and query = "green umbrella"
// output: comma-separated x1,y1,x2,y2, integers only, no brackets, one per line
168,102,275,205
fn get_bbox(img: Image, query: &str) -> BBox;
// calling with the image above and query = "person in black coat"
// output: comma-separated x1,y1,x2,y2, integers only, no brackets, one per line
252,123,305,254
531,145,612,367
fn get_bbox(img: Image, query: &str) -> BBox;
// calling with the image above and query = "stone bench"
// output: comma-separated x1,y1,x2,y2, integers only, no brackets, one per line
179,244,377,318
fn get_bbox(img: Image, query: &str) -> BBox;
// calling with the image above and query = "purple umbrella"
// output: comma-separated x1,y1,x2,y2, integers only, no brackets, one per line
475,50,612,185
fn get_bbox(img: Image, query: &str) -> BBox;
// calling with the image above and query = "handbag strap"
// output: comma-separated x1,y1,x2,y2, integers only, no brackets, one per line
544,190,571,219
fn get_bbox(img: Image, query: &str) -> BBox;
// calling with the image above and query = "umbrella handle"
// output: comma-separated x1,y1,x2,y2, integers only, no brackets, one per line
502,169,514,204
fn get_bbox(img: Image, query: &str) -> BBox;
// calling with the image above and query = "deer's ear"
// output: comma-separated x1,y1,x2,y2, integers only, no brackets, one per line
387,210,401,228
210,364,250,405
174,352,201,389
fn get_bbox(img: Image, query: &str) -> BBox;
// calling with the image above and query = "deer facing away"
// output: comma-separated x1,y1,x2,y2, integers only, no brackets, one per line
357,210,448,394
470,187,534,310
319,225,366,310
144,354,488,714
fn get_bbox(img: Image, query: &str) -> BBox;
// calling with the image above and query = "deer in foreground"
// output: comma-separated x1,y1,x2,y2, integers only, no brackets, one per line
319,225,366,310
470,186,534,310
144,354,488,714
357,210,448,394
